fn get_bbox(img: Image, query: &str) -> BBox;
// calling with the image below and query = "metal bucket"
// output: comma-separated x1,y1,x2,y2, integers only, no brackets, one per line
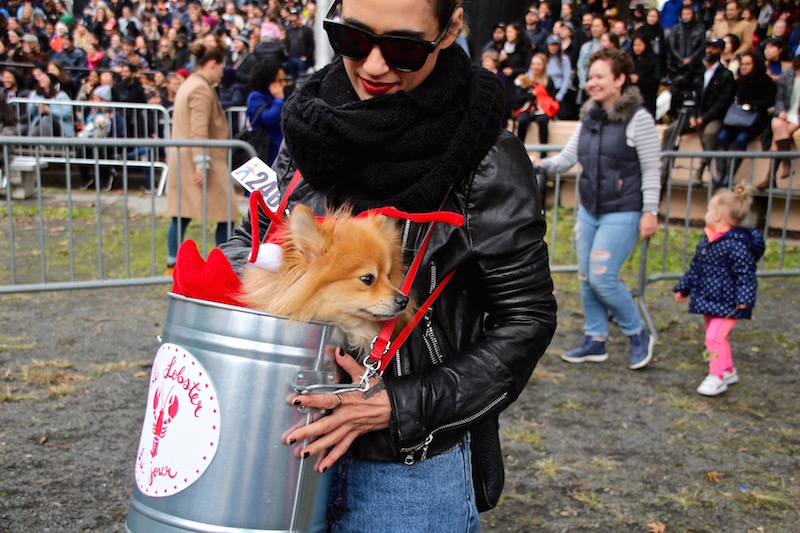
126,292,344,533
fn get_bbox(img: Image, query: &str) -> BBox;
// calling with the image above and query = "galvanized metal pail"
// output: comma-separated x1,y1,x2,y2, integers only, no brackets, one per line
126,292,343,533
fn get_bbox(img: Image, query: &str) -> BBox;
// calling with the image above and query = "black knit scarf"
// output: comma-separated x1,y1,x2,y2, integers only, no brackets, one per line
281,47,505,212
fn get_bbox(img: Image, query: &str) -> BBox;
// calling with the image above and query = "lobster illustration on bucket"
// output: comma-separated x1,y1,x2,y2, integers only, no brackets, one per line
151,383,179,458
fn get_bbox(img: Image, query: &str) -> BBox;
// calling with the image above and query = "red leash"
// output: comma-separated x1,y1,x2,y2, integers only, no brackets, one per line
246,170,463,376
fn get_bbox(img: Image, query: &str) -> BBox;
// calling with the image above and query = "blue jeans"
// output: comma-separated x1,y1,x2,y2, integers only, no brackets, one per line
328,437,481,532
284,57,307,81
575,206,643,338
166,217,231,266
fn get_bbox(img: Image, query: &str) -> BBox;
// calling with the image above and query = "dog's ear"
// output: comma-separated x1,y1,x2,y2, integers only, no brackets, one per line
287,204,329,264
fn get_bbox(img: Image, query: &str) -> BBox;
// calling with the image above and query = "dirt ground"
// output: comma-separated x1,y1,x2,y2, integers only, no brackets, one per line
1,269,798,532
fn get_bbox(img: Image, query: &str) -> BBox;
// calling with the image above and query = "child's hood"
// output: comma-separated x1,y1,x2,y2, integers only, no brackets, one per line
724,226,765,260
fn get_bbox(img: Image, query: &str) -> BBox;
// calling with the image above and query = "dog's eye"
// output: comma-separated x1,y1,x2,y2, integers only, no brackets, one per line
360,274,375,286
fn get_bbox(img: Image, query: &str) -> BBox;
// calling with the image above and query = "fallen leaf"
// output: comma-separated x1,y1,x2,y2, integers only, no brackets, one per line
706,471,722,483
648,521,667,533
133,371,149,378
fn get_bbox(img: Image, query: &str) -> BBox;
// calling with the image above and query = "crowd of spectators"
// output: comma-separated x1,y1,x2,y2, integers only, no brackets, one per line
0,0,315,143
1,0,799,190
482,0,800,188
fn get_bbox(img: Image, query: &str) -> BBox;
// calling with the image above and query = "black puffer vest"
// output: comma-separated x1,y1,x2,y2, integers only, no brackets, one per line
577,88,645,215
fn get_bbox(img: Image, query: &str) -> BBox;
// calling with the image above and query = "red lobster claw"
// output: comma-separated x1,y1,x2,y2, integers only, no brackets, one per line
167,395,179,419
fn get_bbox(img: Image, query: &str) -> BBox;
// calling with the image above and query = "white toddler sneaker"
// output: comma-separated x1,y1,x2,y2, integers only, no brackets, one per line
697,374,728,396
722,368,738,385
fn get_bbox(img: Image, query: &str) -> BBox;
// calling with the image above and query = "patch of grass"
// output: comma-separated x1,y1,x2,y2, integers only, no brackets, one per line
558,397,584,411
0,384,38,402
2,359,86,400
662,391,713,416
532,365,565,384
92,360,129,377
739,489,798,513
1,198,225,285
534,457,571,480
546,208,799,277
18,359,76,387
0,334,37,352
502,419,543,448
657,486,709,513
591,456,619,471
569,487,605,511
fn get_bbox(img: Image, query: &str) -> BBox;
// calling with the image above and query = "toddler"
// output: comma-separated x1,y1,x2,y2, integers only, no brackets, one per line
673,185,765,396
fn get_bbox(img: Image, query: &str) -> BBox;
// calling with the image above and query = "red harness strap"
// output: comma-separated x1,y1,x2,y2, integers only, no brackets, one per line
246,170,464,373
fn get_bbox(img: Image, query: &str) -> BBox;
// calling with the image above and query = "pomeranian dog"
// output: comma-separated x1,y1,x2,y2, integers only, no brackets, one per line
239,204,414,353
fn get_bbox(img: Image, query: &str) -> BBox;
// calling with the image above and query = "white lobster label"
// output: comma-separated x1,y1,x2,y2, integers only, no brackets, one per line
134,343,221,497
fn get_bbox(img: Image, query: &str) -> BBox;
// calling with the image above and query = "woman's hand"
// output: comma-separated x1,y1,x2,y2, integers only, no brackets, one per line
640,211,658,240
674,292,686,303
192,167,204,185
285,348,391,473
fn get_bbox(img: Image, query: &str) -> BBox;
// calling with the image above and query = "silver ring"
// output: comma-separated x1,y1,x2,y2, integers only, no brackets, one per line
333,393,342,410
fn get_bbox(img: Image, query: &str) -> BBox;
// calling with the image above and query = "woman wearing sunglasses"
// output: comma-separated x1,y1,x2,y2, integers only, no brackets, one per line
220,0,556,530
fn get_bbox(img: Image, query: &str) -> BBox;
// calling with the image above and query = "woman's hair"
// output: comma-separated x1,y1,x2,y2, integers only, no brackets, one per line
481,50,500,67
249,58,283,92
714,185,752,226
190,40,225,67
738,50,766,81
589,47,633,86
602,31,620,48
3,67,23,89
506,22,525,43
724,33,740,54
157,38,175,59
0,98,19,127
631,33,654,58
48,60,73,85
35,72,60,98
432,0,459,34
529,52,549,85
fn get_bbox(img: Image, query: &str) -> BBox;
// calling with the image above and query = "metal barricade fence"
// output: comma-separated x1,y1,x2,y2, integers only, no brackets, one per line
3,141,799,340
8,98,173,194
527,144,800,340
0,136,256,294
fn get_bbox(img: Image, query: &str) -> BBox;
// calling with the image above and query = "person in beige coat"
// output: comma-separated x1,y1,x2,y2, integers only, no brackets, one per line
166,41,237,272
711,1,754,56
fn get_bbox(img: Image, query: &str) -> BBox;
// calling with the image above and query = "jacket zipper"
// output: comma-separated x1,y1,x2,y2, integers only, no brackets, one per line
400,392,508,465
394,220,413,378
422,261,444,366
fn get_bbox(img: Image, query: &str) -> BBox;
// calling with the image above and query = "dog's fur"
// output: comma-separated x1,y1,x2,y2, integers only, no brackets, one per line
240,205,414,353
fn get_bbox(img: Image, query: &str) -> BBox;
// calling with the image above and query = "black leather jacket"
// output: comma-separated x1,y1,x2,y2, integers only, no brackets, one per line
220,130,557,463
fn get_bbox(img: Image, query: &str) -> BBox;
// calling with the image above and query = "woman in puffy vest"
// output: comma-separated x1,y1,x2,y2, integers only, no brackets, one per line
539,47,661,370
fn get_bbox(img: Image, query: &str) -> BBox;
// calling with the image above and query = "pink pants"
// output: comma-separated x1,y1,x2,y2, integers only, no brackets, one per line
704,315,737,376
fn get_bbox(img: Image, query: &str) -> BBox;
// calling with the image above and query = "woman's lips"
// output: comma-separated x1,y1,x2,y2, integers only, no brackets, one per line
360,77,394,95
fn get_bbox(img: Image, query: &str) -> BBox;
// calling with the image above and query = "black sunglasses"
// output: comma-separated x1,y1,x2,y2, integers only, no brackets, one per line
323,0,456,73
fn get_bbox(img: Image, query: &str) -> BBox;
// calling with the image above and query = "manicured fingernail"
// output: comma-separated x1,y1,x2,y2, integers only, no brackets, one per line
288,438,296,445
337,347,345,357
303,451,310,459
322,467,328,473
292,399,301,406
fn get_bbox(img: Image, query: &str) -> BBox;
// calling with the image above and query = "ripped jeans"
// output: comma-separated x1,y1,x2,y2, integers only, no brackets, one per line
575,206,644,338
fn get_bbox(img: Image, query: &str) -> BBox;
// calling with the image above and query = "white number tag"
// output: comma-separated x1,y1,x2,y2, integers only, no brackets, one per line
231,157,281,210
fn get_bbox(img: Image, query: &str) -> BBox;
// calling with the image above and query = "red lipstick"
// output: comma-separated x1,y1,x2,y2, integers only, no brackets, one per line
360,77,394,95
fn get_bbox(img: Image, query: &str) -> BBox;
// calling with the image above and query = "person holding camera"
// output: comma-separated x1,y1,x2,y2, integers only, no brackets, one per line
661,38,735,186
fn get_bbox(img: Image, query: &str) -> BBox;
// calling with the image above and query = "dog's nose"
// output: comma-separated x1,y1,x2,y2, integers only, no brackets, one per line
395,294,409,310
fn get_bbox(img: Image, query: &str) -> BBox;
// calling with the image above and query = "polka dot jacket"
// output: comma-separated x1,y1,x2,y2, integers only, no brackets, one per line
673,226,765,319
